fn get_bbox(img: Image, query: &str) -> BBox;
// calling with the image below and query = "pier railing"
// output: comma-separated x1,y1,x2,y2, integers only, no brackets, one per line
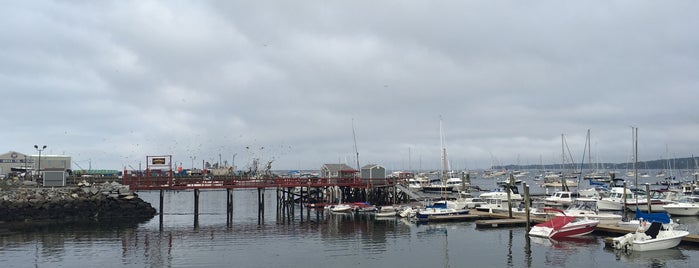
122,170,394,191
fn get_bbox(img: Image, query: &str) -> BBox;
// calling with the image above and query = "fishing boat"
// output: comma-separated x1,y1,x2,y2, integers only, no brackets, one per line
612,221,689,251
528,208,599,239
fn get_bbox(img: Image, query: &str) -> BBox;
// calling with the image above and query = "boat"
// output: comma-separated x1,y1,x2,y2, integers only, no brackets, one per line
612,220,689,251
617,207,672,229
543,191,576,207
407,178,423,191
597,187,638,211
475,184,523,213
528,208,599,239
327,204,353,213
375,205,398,217
415,202,470,222
560,198,622,225
662,196,699,216
625,189,684,212
421,177,463,193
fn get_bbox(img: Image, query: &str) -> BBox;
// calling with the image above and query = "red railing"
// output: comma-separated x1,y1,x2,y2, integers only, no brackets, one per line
122,170,393,191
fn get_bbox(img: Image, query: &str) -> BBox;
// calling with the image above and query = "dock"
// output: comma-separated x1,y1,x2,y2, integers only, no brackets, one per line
468,209,699,246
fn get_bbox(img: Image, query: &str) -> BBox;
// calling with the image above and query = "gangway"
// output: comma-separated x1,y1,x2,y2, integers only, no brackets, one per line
395,184,424,200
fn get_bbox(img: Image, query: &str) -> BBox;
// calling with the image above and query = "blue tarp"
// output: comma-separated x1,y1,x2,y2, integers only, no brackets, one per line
635,207,671,224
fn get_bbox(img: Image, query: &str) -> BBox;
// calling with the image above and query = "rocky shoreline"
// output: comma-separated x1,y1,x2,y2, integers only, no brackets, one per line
0,181,157,223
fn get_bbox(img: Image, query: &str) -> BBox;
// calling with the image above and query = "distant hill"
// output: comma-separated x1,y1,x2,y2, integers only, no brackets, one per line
495,156,699,171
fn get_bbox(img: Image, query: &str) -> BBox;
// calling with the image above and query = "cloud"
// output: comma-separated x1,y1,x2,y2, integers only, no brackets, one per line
1,1,698,172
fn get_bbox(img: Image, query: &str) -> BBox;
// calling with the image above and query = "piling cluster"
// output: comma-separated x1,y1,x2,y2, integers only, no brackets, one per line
0,181,157,222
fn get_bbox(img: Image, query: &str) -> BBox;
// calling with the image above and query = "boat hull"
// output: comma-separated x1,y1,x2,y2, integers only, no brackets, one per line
663,205,699,216
529,220,598,239
630,231,689,251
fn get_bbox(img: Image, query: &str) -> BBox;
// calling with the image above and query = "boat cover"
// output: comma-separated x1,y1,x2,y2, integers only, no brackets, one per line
635,208,670,224
535,216,576,229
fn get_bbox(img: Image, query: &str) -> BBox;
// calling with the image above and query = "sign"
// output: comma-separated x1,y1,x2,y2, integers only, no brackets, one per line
152,158,166,165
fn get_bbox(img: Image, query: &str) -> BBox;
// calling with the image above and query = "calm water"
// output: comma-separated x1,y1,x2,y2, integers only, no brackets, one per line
1,175,698,267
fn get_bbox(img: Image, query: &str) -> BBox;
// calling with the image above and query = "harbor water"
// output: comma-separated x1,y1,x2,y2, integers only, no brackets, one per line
1,175,699,267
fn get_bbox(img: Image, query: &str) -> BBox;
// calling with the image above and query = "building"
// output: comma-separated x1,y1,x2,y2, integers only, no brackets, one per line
320,164,357,178
360,164,386,179
0,150,71,178
0,151,31,177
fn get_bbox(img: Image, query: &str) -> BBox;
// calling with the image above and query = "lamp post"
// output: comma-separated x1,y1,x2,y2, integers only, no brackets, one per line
34,145,47,181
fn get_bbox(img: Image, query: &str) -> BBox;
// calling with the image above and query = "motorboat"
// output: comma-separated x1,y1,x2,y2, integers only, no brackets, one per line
617,207,672,230
625,189,684,212
662,196,699,216
327,204,353,213
559,198,622,225
612,221,689,251
407,178,423,191
597,187,638,211
543,191,575,207
528,208,599,239
375,205,398,217
475,185,523,213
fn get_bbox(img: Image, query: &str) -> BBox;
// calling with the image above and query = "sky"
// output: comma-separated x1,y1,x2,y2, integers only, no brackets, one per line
2,1,698,172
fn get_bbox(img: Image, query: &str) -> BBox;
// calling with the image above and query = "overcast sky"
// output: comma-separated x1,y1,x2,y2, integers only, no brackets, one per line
2,1,698,171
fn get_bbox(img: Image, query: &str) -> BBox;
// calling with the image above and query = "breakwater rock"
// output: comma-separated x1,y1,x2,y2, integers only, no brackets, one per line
0,182,157,222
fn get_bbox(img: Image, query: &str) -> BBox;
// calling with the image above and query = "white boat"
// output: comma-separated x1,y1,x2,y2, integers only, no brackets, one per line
476,185,524,213
407,178,423,191
663,196,699,216
375,206,398,217
416,202,469,222
328,204,353,213
557,198,623,225
543,191,575,207
612,221,689,251
597,187,637,211
625,189,684,212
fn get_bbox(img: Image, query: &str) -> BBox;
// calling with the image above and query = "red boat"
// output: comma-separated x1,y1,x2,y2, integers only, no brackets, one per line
528,208,599,239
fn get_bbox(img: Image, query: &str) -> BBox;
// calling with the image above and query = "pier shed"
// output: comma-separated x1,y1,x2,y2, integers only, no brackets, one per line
361,164,385,179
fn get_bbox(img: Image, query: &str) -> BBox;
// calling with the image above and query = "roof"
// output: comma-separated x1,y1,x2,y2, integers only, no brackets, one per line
322,163,356,172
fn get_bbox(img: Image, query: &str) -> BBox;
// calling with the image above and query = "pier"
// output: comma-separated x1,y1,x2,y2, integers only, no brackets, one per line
120,164,414,227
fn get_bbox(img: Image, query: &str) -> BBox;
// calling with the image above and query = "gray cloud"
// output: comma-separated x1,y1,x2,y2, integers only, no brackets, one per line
1,1,698,171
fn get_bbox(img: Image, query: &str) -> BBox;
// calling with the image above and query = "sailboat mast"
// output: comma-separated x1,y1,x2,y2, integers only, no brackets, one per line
352,119,360,174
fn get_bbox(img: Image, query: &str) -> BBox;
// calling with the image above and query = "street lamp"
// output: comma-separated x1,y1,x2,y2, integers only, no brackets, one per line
189,156,196,170
34,144,47,181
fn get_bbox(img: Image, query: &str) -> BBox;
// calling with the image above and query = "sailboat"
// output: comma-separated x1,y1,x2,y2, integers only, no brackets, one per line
416,118,469,222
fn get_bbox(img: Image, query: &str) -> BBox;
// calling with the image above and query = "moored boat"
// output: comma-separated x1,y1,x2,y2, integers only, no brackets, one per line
662,196,699,216
528,208,599,239
612,221,689,251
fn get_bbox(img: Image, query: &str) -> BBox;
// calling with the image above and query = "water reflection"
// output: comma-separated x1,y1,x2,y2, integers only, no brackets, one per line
529,235,599,266
611,248,687,267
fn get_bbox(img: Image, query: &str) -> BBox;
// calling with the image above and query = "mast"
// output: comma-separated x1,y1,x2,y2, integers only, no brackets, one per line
352,119,360,174
440,117,448,198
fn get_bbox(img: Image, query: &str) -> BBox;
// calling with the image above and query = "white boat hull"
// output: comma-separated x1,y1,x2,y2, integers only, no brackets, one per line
596,199,623,211
663,205,699,216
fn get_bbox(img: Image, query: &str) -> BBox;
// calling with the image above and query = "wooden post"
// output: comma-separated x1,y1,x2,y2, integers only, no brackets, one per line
645,183,651,213
227,188,233,226
159,189,164,230
524,183,530,232
507,174,513,218
194,189,200,228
